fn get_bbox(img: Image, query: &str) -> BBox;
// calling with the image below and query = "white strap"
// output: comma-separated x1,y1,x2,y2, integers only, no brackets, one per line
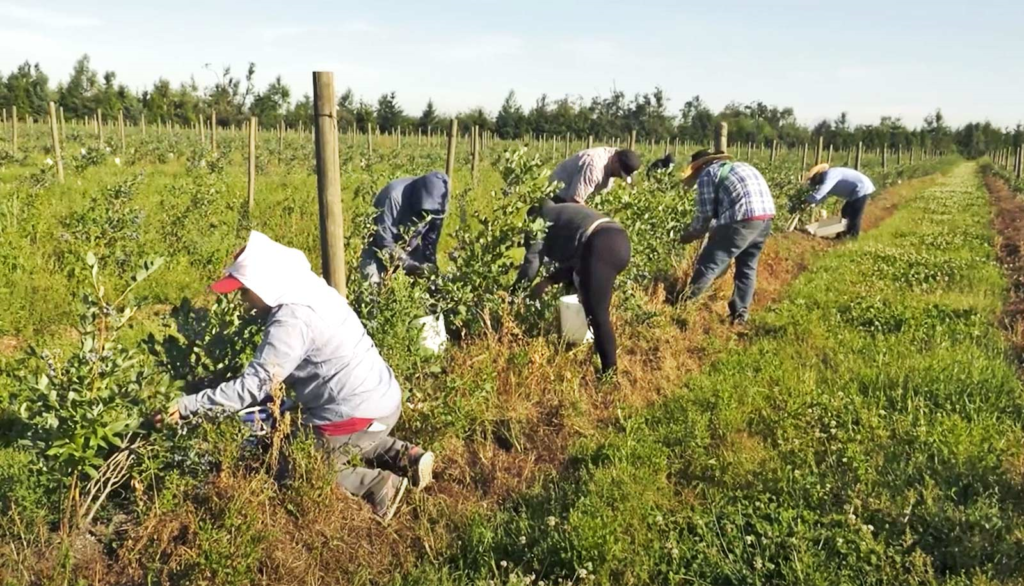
582,218,612,242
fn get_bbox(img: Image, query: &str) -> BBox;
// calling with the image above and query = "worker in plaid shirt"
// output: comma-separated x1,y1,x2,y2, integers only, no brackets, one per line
679,149,776,325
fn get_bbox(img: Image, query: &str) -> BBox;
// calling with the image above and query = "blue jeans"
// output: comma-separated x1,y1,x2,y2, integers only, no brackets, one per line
685,219,772,319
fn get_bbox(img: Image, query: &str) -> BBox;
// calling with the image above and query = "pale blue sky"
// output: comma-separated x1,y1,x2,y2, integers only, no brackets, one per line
1,0,1021,128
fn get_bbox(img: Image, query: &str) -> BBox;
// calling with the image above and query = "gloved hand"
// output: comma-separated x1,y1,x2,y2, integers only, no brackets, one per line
404,260,426,277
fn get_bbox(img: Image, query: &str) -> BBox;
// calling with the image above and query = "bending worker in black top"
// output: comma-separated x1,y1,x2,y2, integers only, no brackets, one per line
513,198,631,375
360,171,450,284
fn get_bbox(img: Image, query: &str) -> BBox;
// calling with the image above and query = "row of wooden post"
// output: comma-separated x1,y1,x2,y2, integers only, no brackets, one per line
992,145,1024,179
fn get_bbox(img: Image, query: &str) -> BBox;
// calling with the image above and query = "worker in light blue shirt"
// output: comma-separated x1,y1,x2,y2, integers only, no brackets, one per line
804,164,875,238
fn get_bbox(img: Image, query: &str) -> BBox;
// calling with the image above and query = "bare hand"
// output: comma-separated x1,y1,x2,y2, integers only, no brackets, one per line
153,405,180,428
529,278,553,301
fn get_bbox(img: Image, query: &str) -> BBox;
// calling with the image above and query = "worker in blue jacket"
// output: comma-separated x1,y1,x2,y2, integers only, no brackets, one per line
360,171,449,283
804,164,875,238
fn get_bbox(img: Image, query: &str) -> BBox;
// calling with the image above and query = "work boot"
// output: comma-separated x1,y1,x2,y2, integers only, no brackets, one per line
406,446,435,492
368,473,408,523
730,312,749,326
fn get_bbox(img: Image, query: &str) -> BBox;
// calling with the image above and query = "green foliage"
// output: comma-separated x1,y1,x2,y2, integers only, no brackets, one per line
8,253,170,483
148,295,263,394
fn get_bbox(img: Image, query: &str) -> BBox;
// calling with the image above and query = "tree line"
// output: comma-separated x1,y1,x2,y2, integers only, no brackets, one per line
1,55,1020,158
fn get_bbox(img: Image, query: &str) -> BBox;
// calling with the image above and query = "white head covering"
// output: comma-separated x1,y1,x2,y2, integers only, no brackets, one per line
224,231,344,309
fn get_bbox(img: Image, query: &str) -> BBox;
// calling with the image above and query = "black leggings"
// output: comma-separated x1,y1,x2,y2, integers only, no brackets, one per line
841,196,869,238
577,226,631,373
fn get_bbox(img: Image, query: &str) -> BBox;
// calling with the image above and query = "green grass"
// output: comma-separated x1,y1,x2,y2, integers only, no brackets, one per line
411,164,1024,585
0,123,977,585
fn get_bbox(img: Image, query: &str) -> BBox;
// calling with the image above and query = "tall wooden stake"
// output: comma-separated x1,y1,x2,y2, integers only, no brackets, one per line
445,118,457,184
118,109,126,152
312,72,347,297
714,122,728,153
856,142,864,171
97,110,104,148
815,136,824,164
48,102,64,183
471,125,479,186
10,105,16,152
247,116,257,213
211,110,217,153
59,106,66,141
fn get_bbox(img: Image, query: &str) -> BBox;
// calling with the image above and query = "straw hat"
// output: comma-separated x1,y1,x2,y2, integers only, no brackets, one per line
803,163,830,183
681,150,733,187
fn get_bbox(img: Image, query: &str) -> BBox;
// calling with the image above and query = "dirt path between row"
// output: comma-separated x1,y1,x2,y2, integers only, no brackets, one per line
984,173,1024,365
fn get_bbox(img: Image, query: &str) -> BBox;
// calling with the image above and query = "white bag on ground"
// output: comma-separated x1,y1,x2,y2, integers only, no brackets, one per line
416,314,447,353
559,294,593,345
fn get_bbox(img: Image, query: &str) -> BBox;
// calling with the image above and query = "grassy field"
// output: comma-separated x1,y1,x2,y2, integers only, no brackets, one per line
3,122,1005,585
402,163,1024,585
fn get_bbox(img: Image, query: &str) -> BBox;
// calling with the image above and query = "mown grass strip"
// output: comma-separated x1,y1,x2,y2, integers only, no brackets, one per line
409,164,1024,585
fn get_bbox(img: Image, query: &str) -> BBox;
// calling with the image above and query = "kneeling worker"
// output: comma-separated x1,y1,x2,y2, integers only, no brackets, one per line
679,150,776,325
360,171,449,284
804,164,875,238
549,146,642,204
513,199,631,375
161,231,434,522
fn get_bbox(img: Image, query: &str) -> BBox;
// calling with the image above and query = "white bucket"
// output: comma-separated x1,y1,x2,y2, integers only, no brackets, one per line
558,295,593,345
415,314,447,353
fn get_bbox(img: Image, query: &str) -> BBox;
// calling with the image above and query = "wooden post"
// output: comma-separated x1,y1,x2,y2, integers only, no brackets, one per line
563,132,570,159
247,116,257,212
471,125,479,186
856,141,863,171
118,109,126,152
445,117,457,185
199,115,205,143
882,145,888,171
366,123,373,154
827,144,833,165
770,139,777,163
674,137,679,157
588,134,594,149
714,122,728,153
59,106,66,141
910,146,916,165
397,126,402,150
97,110,104,148
1016,146,1022,180
141,112,146,136
278,120,284,156
311,72,347,296
800,143,808,172
10,105,16,152
629,129,637,151
48,102,64,184
211,110,217,153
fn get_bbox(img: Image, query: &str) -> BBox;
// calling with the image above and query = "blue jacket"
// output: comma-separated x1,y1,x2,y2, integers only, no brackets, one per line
369,172,449,266
807,167,876,204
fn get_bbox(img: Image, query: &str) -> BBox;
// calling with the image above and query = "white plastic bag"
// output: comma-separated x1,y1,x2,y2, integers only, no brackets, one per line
558,295,593,345
416,314,447,353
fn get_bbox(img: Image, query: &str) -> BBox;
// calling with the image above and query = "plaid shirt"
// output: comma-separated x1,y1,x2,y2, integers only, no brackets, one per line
689,161,775,233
